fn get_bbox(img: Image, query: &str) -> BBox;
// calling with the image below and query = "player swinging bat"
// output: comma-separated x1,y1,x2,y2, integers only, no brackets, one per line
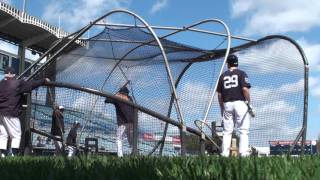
104,81,136,157
217,54,254,157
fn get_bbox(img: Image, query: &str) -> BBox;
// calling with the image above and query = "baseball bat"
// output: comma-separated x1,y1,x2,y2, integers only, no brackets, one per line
119,80,130,90
245,101,255,118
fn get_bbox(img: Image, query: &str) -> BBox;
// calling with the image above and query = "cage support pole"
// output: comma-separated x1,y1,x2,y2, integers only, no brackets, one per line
301,64,309,155
201,20,231,123
181,20,229,155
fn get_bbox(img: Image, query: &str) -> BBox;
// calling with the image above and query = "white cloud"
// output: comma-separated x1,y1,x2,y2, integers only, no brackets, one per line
230,0,320,35
278,79,304,93
231,0,255,18
245,83,302,146
309,76,318,88
42,0,131,32
297,38,320,72
251,78,304,103
0,0,11,5
311,86,320,97
150,0,168,14
236,38,304,74
259,100,296,113
178,81,212,119
296,39,320,98
309,76,320,97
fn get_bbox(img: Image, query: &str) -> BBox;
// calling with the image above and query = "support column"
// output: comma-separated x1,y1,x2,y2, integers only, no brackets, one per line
301,65,309,155
132,108,139,155
18,44,26,75
20,93,32,155
18,44,30,155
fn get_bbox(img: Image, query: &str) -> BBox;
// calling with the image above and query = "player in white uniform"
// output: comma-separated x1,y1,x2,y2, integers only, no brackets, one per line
217,54,252,157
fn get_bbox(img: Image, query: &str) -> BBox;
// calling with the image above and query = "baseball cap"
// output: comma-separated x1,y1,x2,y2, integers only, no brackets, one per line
118,86,129,95
227,54,238,66
58,105,64,110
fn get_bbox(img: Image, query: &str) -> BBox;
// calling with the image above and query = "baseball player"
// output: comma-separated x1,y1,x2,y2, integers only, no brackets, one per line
51,105,65,155
104,86,136,157
0,67,49,157
217,54,252,157
66,121,80,157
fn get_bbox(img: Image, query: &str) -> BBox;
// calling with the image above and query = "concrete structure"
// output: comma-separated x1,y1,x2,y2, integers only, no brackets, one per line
0,2,74,74
0,2,68,52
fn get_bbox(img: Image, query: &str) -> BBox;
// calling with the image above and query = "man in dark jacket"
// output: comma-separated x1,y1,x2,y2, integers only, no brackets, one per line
0,67,49,157
104,86,136,157
51,105,65,155
66,121,80,157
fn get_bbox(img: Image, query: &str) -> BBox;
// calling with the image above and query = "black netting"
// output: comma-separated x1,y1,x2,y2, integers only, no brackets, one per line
27,25,306,155
206,38,305,148
37,27,207,119
31,86,184,155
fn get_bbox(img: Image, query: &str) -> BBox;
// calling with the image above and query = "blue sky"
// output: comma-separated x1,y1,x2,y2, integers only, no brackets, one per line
1,0,319,140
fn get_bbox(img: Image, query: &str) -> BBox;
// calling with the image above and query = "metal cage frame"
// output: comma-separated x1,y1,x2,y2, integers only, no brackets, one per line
18,9,309,156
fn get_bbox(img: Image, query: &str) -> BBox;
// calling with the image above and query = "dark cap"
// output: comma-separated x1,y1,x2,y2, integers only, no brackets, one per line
118,86,129,95
4,67,15,74
227,54,238,66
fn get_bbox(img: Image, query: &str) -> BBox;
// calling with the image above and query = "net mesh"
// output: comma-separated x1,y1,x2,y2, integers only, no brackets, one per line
31,86,182,155
28,26,306,155
206,38,305,148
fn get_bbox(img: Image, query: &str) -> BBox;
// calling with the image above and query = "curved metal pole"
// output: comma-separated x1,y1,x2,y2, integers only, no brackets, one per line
18,27,88,79
153,18,232,151
237,35,309,155
106,29,137,103
158,19,232,154
25,9,137,81
97,22,256,42
84,10,189,153
214,35,309,155
42,9,187,153
108,10,188,155
158,63,192,155
103,18,240,128
157,19,232,155
110,10,186,128
201,20,231,124
257,35,308,155
112,19,235,144
194,120,221,150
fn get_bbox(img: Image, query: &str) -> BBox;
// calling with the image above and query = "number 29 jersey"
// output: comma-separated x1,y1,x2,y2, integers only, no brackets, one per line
217,69,251,102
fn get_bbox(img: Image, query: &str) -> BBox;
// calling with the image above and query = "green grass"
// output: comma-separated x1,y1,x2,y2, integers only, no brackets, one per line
0,155,320,180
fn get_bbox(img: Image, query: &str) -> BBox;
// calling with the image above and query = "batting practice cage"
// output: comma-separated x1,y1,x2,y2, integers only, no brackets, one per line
18,10,308,156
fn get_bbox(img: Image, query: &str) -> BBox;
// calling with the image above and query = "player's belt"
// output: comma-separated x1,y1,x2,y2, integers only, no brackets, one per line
224,99,245,103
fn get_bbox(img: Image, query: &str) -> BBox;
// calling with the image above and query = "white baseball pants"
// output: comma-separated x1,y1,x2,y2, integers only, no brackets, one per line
0,115,21,150
53,136,63,155
221,100,250,157
116,123,133,157
66,146,76,157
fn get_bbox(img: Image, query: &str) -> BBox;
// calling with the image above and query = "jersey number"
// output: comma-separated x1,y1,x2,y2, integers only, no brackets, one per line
223,75,238,89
